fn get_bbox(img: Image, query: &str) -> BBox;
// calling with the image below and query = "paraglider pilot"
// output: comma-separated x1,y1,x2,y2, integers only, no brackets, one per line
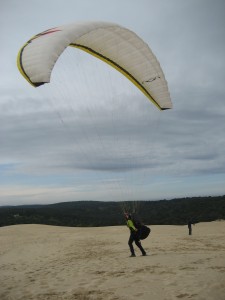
124,212,146,257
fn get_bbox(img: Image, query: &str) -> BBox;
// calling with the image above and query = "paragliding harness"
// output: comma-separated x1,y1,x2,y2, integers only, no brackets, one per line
132,216,151,240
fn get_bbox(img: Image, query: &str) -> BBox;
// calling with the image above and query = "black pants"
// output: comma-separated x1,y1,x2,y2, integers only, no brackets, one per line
128,231,146,255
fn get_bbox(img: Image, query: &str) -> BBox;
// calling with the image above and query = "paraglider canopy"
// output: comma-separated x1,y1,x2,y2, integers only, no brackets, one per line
17,21,172,110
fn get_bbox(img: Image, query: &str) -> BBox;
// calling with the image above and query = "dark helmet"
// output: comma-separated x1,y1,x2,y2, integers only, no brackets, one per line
124,212,131,219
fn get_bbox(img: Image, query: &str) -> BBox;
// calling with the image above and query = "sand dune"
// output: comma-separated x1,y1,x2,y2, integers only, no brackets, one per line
0,221,225,300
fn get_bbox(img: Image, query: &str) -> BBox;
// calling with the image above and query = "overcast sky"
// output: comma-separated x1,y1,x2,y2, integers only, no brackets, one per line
1,0,225,206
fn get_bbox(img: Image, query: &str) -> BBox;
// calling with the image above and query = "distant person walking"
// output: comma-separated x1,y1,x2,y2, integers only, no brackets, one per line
124,212,146,257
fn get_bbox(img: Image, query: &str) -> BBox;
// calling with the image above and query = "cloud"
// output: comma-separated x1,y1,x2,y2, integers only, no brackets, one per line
0,0,225,204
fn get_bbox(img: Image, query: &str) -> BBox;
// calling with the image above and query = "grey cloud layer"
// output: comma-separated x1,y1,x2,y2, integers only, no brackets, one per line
1,0,225,203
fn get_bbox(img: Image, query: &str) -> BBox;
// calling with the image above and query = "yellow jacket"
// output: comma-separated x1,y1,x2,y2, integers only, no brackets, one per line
127,219,137,231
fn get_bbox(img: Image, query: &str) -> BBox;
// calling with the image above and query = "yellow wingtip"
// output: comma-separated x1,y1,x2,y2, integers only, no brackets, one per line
17,43,36,87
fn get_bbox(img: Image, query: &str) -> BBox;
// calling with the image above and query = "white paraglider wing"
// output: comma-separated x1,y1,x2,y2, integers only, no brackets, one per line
17,21,172,110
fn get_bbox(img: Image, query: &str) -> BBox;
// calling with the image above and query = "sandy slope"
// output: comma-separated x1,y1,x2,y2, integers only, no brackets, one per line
0,221,224,300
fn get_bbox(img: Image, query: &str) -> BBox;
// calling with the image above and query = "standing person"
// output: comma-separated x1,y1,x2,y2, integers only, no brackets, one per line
188,220,193,235
124,213,146,257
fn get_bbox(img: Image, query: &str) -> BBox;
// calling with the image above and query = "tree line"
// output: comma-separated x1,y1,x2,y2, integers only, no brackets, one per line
0,196,224,227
